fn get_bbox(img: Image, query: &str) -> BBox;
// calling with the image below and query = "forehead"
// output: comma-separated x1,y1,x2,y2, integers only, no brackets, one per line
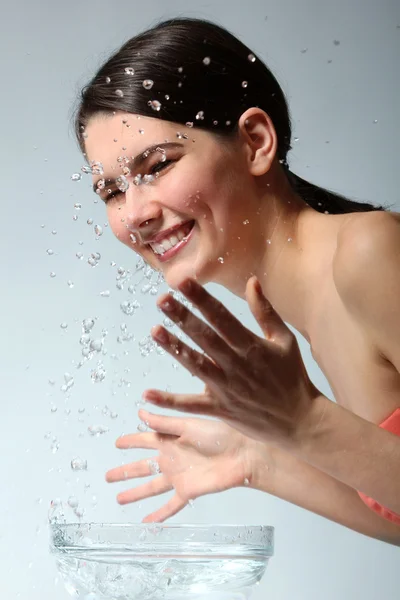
84,113,190,163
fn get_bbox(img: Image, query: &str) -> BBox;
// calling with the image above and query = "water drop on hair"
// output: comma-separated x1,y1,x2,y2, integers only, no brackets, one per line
115,89,124,97
105,76,111,83
248,53,256,62
203,56,211,65
196,111,205,120
143,79,154,90
148,100,161,111
124,67,134,75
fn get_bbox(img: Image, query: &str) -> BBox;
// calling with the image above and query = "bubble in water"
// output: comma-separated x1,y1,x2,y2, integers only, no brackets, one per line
143,79,154,90
248,53,256,62
115,89,124,97
203,56,211,65
47,249,54,255
88,424,109,436
71,457,87,471
94,225,103,237
148,100,161,111
116,175,129,193
124,67,135,75
71,173,82,181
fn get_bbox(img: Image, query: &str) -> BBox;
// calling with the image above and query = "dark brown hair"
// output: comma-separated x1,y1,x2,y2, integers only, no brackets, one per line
74,17,389,214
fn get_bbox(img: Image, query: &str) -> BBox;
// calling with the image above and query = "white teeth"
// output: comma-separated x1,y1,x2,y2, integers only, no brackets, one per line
150,223,192,255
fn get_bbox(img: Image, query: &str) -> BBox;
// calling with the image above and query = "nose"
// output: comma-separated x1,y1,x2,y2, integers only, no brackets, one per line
123,190,163,237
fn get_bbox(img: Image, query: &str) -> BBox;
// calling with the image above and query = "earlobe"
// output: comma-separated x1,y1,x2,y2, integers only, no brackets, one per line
238,108,277,176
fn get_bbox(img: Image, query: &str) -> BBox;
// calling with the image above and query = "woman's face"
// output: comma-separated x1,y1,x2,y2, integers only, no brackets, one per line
85,112,259,290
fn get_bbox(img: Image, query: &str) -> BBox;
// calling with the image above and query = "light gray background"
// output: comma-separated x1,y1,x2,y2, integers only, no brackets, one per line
0,0,399,598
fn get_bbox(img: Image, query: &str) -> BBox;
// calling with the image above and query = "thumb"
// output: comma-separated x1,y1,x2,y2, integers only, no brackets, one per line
246,276,291,343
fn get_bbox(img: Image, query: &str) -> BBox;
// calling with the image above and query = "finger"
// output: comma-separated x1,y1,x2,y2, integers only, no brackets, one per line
246,276,293,346
115,431,166,450
142,390,217,416
117,475,173,505
142,494,187,523
138,409,186,437
106,457,158,483
156,293,236,370
176,278,255,351
150,325,226,384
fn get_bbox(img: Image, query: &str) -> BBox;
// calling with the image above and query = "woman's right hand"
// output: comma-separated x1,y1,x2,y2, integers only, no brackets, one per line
105,409,269,522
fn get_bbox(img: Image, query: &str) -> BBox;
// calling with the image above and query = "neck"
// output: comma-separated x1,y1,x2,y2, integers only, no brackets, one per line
214,172,344,342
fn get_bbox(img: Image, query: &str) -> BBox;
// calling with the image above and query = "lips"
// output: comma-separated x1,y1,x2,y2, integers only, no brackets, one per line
149,220,195,262
145,220,195,245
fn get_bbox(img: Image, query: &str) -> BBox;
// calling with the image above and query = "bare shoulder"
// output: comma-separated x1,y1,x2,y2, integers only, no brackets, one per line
333,210,400,298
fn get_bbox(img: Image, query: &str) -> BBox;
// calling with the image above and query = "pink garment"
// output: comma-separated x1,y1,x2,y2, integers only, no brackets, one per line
357,408,400,525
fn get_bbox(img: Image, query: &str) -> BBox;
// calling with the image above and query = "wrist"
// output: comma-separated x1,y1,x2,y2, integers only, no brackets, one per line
242,437,276,492
293,392,332,455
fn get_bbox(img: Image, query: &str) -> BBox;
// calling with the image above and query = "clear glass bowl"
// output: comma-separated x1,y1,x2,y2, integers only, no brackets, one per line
50,522,274,600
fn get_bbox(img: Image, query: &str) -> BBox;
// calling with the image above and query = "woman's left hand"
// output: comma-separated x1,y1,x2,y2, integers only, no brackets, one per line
144,276,322,450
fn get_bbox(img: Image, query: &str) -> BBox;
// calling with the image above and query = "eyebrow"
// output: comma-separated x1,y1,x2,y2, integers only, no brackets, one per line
92,142,185,193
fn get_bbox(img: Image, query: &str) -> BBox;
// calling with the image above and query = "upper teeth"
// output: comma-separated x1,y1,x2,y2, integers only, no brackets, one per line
150,224,191,255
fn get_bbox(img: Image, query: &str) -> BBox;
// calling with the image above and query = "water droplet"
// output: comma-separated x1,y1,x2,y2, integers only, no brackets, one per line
196,111,204,120
248,53,256,62
143,79,154,90
287,237,293,242
242,81,248,88
100,290,110,297
105,76,111,83
94,224,103,237
116,175,129,192
218,257,224,263
115,89,124,97
87,218,93,225
243,219,249,225
91,364,106,382
203,56,211,65
137,422,148,432
71,457,87,471
76,251,83,259
90,161,104,175
82,318,95,333
47,248,54,255
333,39,340,46
266,239,271,244
148,99,161,111
60,322,68,330
96,179,105,190
186,121,194,128
67,496,79,508
124,67,134,75
244,478,250,486
88,424,109,436
52,230,57,235
71,173,82,181
373,119,378,124
50,272,56,278
188,499,195,507
147,459,161,474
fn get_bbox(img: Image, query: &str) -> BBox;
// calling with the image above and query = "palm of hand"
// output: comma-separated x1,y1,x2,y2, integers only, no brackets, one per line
105,410,252,522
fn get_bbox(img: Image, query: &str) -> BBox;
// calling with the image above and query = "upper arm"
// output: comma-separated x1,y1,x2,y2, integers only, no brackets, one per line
333,211,400,373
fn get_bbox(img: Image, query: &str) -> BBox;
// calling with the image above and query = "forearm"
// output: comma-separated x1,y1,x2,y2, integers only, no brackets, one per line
293,395,400,514
249,441,400,546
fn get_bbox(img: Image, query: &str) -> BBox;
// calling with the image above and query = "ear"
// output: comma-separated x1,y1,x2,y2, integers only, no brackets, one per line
237,108,278,176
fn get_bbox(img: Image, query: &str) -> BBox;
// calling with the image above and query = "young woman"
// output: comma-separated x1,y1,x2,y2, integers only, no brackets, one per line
74,17,400,544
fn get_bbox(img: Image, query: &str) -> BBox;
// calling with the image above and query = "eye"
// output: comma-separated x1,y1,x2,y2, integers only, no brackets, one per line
149,159,174,175
103,190,124,204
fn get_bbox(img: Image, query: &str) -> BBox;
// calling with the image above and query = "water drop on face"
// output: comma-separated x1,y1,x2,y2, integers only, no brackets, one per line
115,89,124,97
143,79,154,90
71,173,82,181
124,67,135,75
71,457,87,471
248,53,256,62
139,129,144,135
148,99,161,111
218,257,224,263
287,237,293,242
244,478,250,486
116,175,129,192
203,56,211,65
90,161,104,175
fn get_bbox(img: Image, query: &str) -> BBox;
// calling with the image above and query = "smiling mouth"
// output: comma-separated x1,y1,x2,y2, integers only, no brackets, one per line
148,220,195,257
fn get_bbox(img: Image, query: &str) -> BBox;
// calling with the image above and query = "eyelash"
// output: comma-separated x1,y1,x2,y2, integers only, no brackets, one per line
104,159,174,204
